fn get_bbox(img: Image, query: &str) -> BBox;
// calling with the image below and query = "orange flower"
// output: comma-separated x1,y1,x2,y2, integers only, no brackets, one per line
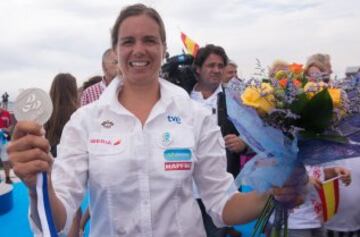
279,79,288,88
289,63,303,74
278,79,302,88
293,79,302,87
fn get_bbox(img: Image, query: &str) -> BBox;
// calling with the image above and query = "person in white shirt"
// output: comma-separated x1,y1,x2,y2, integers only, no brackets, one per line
285,165,351,237
8,4,308,237
191,44,247,178
325,158,360,237
191,44,247,237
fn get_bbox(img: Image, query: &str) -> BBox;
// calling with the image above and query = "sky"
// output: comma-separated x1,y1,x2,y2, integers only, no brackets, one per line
1,0,360,100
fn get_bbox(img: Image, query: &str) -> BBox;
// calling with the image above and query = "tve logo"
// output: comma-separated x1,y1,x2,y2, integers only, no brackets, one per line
167,115,181,124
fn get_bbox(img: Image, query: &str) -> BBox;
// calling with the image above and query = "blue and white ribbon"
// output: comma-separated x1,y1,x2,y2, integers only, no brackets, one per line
36,172,58,237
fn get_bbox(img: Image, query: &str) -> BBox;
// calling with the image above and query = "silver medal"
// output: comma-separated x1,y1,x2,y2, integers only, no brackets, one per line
14,89,55,235
14,88,53,125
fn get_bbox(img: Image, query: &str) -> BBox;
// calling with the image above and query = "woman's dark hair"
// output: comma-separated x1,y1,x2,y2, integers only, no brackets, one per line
193,44,228,68
111,3,166,49
44,73,78,151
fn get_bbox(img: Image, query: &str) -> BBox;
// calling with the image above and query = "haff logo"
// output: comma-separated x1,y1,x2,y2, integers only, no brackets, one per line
165,162,192,171
167,115,181,124
113,139,121,146
101,120,114,128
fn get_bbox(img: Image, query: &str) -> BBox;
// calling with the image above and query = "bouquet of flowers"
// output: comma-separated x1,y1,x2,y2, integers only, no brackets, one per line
225,61,360,236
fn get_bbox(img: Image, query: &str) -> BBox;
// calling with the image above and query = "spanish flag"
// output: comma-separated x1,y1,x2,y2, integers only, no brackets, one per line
180,32,199,57
317,176,340,222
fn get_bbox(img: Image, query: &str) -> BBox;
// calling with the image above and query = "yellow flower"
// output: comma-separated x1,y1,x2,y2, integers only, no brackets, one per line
327,88,341,108
241,83,276,115
304,81,327,98
304,82,342,108
274,70,287,80
329,88,347,119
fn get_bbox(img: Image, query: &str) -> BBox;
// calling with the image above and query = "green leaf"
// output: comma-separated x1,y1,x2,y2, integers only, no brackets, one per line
290,93,309,114
251,196,276,237
300,73,308,87
298,131,349,143
299,89,333,133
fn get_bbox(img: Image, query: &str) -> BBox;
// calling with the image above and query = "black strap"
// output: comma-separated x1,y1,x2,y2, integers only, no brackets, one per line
217,91,239,137
217,90,241,177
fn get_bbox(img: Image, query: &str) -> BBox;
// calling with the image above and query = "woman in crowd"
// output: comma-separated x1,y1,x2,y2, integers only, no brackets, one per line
8,4,307,236
44,73,80,237
44,73,79,157
305,53,332,82
268,60,289,79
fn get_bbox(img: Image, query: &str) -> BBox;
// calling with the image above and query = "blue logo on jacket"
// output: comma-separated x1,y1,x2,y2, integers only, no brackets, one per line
164,148,191,161
167,115,181,124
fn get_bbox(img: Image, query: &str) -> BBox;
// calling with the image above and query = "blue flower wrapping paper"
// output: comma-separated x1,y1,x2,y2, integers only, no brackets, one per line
225,87,360,193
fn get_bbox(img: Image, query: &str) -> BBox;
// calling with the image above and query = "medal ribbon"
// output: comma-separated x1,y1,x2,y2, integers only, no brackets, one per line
36,172,58,237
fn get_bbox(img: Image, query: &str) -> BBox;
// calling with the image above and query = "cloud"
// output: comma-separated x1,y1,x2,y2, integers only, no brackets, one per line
1,0,359,98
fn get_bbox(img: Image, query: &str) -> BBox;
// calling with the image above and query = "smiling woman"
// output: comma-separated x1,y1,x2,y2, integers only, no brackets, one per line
7,3,308,237
116,14,165,87
110,6,168,124
111,4,166,87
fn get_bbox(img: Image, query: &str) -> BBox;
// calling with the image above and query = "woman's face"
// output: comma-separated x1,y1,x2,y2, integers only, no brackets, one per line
115,14,165,86
307,65,322,81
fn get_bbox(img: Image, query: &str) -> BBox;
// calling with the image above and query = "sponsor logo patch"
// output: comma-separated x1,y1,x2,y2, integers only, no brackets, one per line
165,162,192,171
90,138,112,145
164,148,191,161
164,148,192,171
167,115,182,124
101,120,114,128
90,138,121,146
160,132,172,147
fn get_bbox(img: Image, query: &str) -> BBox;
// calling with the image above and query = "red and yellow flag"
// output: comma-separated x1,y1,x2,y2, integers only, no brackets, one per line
317,177,340,222
180,32,199,57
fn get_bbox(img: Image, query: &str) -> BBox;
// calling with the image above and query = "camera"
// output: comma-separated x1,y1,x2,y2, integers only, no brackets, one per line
161,54,197,94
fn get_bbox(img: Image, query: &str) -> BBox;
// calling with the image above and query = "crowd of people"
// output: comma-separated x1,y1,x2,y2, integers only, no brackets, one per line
1,3,359,237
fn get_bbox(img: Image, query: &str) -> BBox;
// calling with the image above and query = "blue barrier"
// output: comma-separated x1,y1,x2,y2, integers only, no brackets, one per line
0,183,13,215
